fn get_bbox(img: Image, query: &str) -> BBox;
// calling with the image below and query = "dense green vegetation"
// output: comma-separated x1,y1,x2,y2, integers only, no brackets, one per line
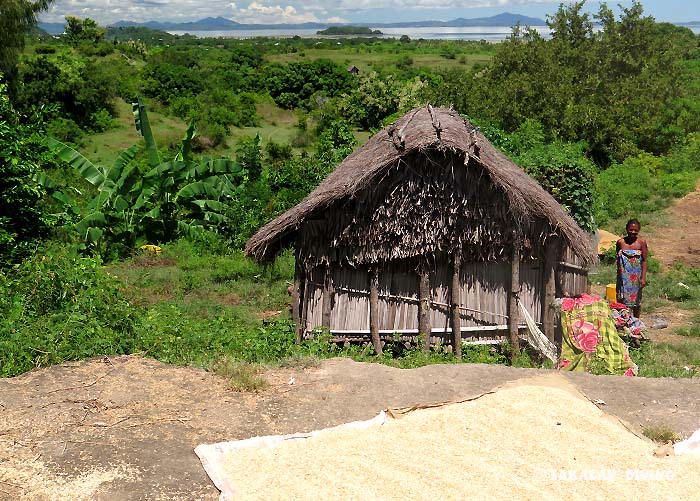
3,1,700,379
0,0,53,91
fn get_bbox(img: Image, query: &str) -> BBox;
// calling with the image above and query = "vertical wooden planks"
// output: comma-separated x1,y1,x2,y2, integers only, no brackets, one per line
543,237,559,343
419,265,431,352
369,267,382,355
304,267,323,333
451,256,462,358
322,265,333,330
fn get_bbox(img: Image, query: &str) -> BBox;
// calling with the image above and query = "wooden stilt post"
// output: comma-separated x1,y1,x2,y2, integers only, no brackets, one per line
292,254,303,344
321,265,333,331
300,268,310,341
509,234,521,362
451,255,462,358
369,267,382,355
419,264,431,353
543,236,559,344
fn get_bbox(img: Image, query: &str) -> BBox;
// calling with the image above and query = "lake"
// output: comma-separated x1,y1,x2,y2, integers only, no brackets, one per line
167,26,549,41
167,24,700,41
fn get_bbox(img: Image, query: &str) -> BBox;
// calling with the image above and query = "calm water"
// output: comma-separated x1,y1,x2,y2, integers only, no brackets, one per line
168,26,550,41
168,24,699,41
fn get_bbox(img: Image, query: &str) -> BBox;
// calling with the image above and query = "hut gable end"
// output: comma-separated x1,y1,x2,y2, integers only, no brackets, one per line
299,150,541,267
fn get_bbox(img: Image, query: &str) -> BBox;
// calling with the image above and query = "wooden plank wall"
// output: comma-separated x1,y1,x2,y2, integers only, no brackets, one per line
303,267,323,331
330,267,371,331
302,258,546,342
377,262,420,332
559,246,588,297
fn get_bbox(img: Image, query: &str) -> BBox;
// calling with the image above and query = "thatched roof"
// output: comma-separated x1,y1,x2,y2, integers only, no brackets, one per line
245,106,594,265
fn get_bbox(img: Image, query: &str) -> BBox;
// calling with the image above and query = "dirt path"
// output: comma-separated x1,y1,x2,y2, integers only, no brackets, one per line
646,186,700,270
1,355,699,500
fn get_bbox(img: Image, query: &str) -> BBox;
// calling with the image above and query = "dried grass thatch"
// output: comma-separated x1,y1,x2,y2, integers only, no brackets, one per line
246,106,594,265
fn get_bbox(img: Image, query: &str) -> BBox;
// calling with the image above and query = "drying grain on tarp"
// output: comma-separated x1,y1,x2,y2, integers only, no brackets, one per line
219,375,700,500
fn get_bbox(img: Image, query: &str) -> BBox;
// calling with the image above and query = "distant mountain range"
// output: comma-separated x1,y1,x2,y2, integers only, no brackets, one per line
38,12,547,35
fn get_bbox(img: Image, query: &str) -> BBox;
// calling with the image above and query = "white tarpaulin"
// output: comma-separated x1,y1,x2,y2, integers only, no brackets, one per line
195,411,387,500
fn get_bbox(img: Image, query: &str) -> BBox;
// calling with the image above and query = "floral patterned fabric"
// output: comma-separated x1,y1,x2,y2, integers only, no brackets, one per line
558,294,638,376
617,249,643,309
609,301,646,339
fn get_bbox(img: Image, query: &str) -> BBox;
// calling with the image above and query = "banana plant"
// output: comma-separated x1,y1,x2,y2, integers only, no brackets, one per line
38,97,243,254
37,138,142,246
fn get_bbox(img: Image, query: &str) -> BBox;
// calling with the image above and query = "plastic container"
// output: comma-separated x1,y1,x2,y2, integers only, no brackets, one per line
606,283,616,302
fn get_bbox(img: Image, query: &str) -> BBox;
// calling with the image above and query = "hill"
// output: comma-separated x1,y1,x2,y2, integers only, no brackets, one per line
41,12,547,33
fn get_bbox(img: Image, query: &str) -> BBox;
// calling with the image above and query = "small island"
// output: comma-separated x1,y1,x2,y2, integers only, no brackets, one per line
316,26,383,36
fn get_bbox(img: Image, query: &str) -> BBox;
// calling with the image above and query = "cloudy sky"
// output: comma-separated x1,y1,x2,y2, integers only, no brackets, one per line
39,0,698,26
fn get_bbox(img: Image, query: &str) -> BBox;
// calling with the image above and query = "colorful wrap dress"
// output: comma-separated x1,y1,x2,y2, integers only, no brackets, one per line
617,249,643,309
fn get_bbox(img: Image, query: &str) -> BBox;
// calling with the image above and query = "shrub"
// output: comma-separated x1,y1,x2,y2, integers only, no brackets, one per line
89,108,116,132
46,117,84,144
0,246,137,376
517,142,596,231
34,44,56,54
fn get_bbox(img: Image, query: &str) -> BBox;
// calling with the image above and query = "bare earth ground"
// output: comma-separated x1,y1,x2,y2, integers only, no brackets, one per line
646,187,700,271
2,189,700,500
1,355,700,500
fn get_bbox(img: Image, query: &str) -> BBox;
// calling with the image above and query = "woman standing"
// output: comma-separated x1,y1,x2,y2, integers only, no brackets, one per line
616,219,648,318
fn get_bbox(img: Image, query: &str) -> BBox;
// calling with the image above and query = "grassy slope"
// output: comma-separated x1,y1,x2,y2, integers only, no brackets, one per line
266,48,492,72
80,98,189,164
85,97,371,162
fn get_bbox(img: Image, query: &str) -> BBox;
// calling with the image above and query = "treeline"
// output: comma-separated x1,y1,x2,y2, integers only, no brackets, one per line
431,2,700,165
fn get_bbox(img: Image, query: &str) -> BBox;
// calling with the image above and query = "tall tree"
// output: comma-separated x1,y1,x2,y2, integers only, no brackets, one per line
0,78,52,266
0,0,53,92
64,16,105,45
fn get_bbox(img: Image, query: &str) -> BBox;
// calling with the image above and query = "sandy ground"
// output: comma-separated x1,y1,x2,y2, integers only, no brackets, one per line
1,355,699,500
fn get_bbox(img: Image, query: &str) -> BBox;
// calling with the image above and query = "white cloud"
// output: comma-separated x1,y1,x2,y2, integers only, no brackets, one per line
233,2,321,23
325,16,350,23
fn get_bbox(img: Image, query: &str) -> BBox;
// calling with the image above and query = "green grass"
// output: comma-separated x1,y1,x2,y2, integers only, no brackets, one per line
108,242,294,330
266,47,492,71
630,341,700,378
3,235,700,379
79,98,188,164
675,325,700,338
211,356,269,392
642,424,679,443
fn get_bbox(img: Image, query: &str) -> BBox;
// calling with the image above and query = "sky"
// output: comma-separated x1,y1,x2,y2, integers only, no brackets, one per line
39,0,700,26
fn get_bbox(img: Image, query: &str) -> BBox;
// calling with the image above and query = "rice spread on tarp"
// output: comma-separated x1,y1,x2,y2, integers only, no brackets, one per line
197,375,700,500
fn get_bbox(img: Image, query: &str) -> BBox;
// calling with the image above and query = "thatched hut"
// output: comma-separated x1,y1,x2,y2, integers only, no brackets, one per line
246,106,594,356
